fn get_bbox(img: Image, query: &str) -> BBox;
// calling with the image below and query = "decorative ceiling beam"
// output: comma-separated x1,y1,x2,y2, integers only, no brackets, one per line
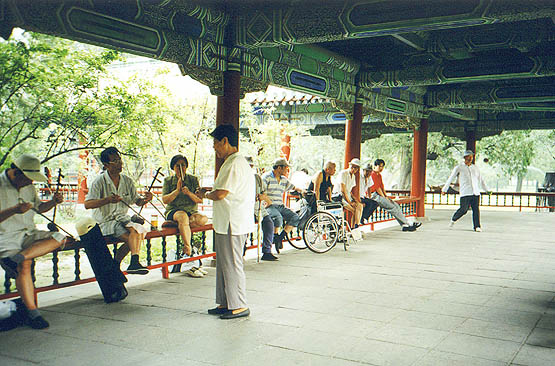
427,77,555,107
391,33,426,51
234,0,555,48
360,50,555,87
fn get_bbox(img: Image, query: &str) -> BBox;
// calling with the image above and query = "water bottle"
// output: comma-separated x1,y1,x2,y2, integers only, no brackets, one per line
151,214,158,231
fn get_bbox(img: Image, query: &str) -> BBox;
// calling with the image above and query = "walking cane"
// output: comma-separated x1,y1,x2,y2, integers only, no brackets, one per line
257,191,261,263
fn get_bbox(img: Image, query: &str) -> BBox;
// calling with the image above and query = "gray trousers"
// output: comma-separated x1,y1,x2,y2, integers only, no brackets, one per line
215,227,248,310
371,193,409,226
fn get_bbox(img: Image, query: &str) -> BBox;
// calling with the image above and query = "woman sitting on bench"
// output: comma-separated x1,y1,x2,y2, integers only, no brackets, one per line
162,155,208,259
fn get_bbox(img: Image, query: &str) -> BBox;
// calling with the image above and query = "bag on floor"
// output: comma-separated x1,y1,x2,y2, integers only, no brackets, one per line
76,219,128,303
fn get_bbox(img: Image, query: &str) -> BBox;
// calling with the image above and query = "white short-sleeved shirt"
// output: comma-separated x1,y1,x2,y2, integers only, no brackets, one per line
0,171,63,257
85,171,140,236
335,169,358,201
0,171,42,233
212,153,255,235
360,175,374,198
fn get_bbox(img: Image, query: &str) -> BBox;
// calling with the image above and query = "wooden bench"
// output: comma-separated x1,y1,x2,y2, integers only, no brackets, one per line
0,223,215,301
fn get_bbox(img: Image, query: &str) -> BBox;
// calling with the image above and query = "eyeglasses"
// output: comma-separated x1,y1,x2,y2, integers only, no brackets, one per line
107,159,122,165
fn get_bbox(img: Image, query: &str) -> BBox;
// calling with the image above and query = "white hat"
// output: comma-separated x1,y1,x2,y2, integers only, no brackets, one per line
13,154,48,182
349,158,361,167
75,217,98,237
463,150,475,157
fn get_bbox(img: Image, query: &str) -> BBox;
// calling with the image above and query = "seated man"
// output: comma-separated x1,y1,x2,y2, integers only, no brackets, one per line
369,159,421,231
360,163,379,224
262,158,305,248
246,157,277,261
334,158,363,228
84,147,153,274
0,154,65,329
309,161,336,203
162,154,208,264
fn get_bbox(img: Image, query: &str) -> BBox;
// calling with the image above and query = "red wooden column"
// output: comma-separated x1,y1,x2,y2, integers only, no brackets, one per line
215,69,241,173
280,129,291,160
410,118,428,218
344,102,363,198
466,129,476,163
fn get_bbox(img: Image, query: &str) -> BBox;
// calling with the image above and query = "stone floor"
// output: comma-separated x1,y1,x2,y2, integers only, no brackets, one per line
1,209,554,366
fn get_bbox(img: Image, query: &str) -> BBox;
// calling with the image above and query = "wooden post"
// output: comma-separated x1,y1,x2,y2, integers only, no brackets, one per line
466,129,476,163
410,118,428,218
215,69,241,174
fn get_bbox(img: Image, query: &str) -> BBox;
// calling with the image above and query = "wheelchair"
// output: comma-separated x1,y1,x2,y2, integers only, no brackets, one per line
302,199,358,253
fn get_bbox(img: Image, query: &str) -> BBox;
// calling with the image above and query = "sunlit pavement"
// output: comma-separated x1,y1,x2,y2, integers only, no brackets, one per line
1,209,554,366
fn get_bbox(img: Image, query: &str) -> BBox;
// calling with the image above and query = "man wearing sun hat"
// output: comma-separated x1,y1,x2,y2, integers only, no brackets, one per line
0,153,65,329
334,158,364,228
442,150,490,232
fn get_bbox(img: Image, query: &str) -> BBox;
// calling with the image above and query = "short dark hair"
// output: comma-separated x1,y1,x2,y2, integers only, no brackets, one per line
374,159,385,167
100,147,120,164
170,154,188,170
210,124,238,147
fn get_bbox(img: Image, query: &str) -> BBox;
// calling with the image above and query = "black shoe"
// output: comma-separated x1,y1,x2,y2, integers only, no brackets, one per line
261,253,279,261
126,262,149,275
0,257,19,279
413,222,422,230
27,315,49,329
220,308,250,319
208,307,228,315
273,233,283,253
106,286,128,303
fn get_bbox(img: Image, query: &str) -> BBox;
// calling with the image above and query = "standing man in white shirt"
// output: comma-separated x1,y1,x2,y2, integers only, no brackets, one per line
199,125,255,319
442,150,490,232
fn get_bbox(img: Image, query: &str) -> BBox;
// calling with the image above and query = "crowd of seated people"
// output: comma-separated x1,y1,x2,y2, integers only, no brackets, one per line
1,148,421,330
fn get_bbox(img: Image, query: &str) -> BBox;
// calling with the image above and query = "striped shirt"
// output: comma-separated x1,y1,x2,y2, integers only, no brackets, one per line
262,171,295,206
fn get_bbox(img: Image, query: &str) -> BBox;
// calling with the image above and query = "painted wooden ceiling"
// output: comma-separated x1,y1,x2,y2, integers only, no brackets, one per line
2,0,554,140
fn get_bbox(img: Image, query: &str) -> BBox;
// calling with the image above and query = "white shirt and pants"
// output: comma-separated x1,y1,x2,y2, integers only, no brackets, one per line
442,163,488,229
212,153,255,310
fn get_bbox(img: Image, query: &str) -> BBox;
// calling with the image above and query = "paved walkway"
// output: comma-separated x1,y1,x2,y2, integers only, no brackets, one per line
1,210,554,366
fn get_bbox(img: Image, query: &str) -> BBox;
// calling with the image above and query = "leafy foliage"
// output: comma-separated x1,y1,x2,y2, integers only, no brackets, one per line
0,31,166,177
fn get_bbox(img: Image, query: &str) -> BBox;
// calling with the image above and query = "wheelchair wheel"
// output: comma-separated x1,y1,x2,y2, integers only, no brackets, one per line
303,212,339,253
283,231,307,249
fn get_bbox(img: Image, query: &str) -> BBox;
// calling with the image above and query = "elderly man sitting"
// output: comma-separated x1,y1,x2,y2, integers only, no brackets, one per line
0,154,65,329
262,158,305,250
334,158,364,228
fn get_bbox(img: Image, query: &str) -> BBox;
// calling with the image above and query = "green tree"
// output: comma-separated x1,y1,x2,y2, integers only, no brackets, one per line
479,130,536,191
0,31,166,176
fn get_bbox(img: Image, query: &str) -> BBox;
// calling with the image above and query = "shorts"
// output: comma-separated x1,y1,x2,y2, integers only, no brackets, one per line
166,210,194,221
0,229,65,258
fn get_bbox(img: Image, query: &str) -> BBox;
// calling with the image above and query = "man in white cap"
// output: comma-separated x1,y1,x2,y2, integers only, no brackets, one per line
334,158,364,228
0,154,65,329
442,150,489,231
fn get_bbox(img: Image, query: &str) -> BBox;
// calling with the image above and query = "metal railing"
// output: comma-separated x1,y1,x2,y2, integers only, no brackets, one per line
389,190,555,212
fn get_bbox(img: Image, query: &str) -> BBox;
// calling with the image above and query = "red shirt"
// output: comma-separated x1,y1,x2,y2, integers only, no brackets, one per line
370,171,384,193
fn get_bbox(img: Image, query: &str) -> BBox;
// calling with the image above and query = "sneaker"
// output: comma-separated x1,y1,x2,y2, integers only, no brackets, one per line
126,262,149,275
27,315,49,330
192,266,208,275
475,227,482,232
0,257,19,279
448,221,455,228
261,253,279,261
184,269,203,278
